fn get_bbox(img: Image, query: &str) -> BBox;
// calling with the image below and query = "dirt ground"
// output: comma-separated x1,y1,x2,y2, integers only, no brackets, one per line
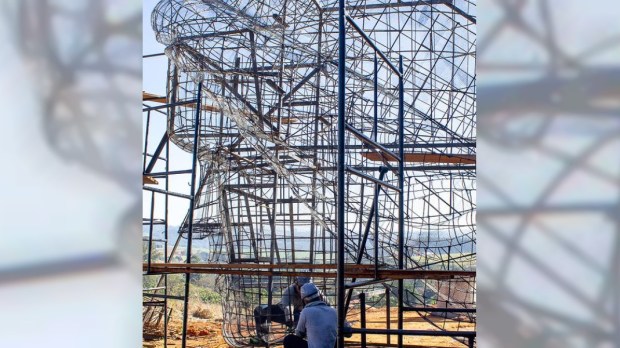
144,303,474,348
144,302,229,348
345,306,475,347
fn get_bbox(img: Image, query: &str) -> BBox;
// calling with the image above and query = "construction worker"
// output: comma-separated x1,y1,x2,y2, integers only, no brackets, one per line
252,276,311,344
283,282,339,348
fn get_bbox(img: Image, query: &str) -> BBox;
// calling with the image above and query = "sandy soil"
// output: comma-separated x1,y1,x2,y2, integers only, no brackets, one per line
144,302,228,348
345,306,475,347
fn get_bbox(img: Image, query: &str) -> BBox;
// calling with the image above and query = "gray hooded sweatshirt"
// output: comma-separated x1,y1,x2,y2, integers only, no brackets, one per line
294,301,337,348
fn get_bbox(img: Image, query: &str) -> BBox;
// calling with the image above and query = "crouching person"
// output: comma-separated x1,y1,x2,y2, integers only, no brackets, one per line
284,282,349,348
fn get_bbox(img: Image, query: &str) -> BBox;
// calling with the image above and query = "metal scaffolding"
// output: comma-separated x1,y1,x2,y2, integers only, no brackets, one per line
143,0,476,347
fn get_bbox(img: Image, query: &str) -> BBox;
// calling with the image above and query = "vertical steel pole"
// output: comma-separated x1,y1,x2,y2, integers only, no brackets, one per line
373,53,378,141
164,123,170,348
337,0,347,346
359,293,366,348
397,55,405,348
374,188,379,280
165,63,178,347
181,80,203,348
147,191,155,272
309,11,324,265
385,287,391,345
374,167,386,279
143,110,151,172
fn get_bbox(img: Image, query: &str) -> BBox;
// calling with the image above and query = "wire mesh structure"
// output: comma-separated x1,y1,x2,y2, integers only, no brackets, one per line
144,0,476,347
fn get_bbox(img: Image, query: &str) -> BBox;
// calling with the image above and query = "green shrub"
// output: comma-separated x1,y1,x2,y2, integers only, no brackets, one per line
198,287,222,304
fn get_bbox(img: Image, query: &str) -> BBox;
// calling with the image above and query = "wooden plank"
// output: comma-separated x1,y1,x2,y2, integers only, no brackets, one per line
143,91,166,103
143,175,159,185
203,104,220,112
146,262,475,273
170,102,219,111
142,91,220,112
270,117,299,124
362,152,476,164
143,263,475,280
226,186,270,204
144,268,474,280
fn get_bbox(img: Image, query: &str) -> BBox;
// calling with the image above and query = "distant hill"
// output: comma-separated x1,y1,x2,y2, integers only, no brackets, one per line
142,225,210,248
142,225,475,255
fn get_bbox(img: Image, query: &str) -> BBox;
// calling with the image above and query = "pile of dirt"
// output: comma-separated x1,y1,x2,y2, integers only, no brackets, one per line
192,307,214,320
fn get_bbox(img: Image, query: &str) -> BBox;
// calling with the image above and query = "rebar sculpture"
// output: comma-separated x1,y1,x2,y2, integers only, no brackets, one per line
146,0,476,346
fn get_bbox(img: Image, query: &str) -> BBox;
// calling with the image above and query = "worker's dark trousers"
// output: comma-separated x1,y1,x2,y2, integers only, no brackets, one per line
283,334,339,348
283,334,308,348
254,305,300,335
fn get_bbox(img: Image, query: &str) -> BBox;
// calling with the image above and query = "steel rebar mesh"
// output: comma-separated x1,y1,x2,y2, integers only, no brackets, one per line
149,0,476,346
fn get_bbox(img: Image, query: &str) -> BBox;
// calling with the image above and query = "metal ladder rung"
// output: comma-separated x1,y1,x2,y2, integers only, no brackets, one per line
194,202,218,209
142,99,198,112
345,278,387,289
142,238,167,243
173,132,239,139
144,293,185,301
402,307,476,313
224,183,275,189
143,301,166,306
143,186,191,199
143,218,166,225
346,167,401,193
225,187,270,203
287,100,318,107
148,169,193,178
229,222,253,227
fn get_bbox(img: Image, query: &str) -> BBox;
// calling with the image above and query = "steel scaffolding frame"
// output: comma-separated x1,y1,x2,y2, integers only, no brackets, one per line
143,0,476,347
